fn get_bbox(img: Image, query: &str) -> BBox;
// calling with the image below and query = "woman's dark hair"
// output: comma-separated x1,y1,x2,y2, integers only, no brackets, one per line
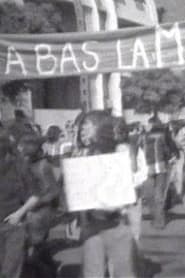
77,110,115,154
74,111,86,127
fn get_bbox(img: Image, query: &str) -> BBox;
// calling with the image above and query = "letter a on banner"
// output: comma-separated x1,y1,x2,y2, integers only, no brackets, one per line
132,38,150,68
5,46,27,76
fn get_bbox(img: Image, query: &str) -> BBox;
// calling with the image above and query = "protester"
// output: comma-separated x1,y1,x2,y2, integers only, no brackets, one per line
167,120,185,206
113,118,160,278
141,116,171,229
17,134,59,278
65,111,148,278
114,118,147,242
17,134,59,243
0,132,43,278
43,125,62,157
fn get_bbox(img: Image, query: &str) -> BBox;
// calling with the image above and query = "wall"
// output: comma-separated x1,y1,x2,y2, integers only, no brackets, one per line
155,0,185,23
34,109,81,134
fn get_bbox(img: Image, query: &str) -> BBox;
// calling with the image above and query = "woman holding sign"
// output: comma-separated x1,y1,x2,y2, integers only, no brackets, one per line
65,111,148,278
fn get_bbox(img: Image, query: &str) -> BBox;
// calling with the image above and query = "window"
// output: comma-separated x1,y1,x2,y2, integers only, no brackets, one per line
134,0,146,11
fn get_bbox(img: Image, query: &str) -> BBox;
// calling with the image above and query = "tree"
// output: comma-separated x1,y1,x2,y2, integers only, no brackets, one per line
0,0,63,33
0,0,64,110
121,69,185,115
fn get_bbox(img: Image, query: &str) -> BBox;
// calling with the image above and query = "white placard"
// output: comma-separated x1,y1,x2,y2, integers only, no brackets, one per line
63,152,136,211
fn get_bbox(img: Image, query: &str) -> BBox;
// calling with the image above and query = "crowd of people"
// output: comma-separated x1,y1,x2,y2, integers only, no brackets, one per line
0,108,185,278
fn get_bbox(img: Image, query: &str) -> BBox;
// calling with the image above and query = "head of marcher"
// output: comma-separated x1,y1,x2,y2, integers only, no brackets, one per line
78,110,115,154
46,125,61,143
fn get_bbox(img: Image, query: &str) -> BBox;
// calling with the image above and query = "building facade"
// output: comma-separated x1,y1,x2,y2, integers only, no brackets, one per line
1,0,158,120
73,0,158,116
155,0,185,23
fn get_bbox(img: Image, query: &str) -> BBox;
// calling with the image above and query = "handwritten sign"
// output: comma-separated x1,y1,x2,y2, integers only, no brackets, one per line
62,152,136,211
0,21,185,79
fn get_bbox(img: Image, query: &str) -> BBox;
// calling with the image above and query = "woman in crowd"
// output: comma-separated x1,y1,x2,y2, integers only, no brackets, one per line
0,131,58,278
66,111,148,278
140,116,171,229
0,132,26,278
166,120,185,207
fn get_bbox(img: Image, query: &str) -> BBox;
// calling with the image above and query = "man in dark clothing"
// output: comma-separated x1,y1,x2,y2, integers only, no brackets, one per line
0,133,59,278
0,133,27,278
17,134,59,278
142,118,170,229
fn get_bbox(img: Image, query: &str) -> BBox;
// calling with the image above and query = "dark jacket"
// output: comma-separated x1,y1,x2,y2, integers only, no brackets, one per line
141,130,170,175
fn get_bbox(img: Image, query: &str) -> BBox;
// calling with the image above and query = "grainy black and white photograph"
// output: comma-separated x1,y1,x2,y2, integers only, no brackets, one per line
0,0,185,278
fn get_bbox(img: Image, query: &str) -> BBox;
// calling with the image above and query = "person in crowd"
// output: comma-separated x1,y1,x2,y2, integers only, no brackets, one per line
166,120,185,206
0,132,26,278
66,111,148,278
141,116,171,229
15,134,60,278
114,118,147,243
113,118,160,278
0,131,53,278
16,134,59,246
43,125,62,156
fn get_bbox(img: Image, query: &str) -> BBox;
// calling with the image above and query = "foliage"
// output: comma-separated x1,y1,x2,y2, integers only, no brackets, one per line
0,0,63,33
121,69,185,114
0,0,64,106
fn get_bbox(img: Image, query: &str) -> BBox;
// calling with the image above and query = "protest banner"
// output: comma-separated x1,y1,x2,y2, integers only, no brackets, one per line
0,21,185,80
62,152,136,211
